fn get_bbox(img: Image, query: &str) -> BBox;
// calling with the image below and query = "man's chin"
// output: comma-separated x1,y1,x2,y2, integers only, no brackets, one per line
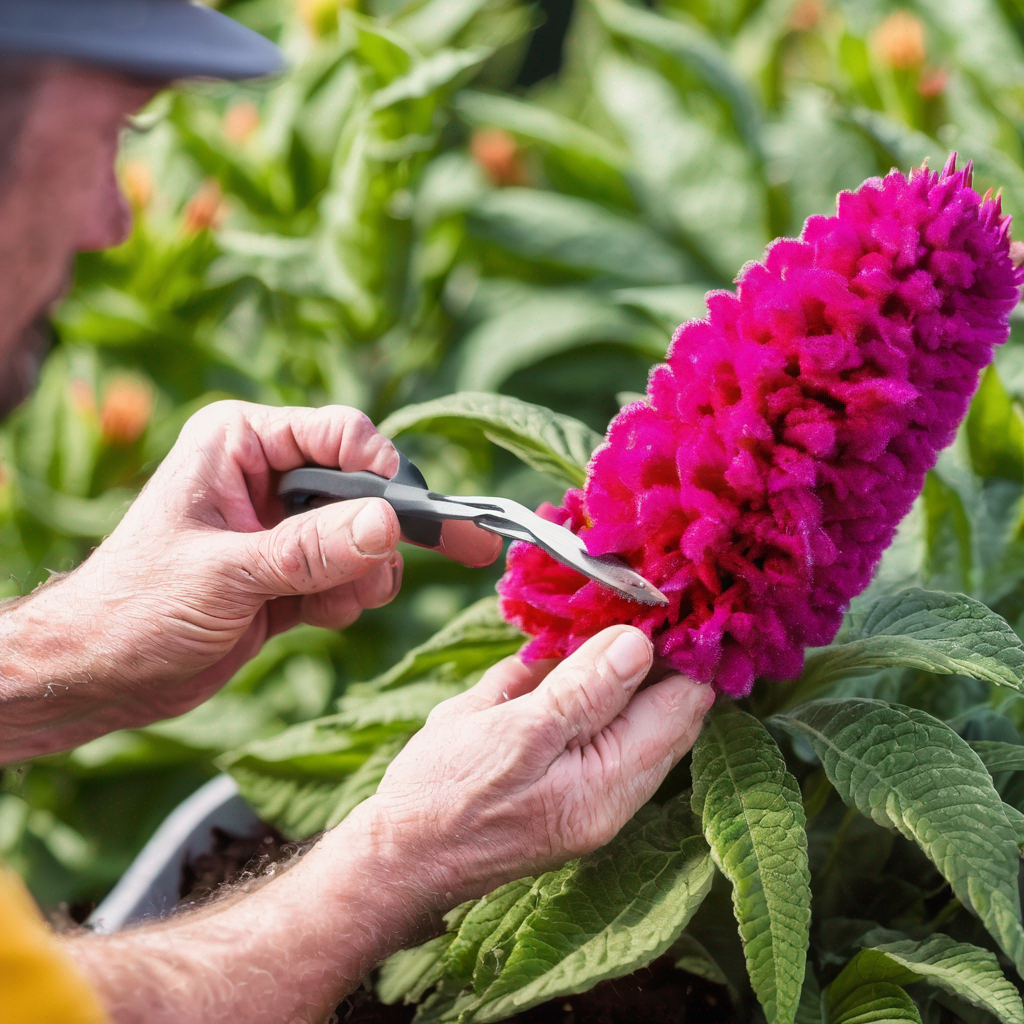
0,320,51,419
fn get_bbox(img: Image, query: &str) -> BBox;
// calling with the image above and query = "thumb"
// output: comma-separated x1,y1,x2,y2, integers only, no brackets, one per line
236,497,399,597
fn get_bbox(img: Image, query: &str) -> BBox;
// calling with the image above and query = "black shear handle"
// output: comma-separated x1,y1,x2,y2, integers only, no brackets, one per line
278,452,443,548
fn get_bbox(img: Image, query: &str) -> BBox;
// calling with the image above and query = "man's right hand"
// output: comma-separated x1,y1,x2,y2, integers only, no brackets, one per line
0,400,501,762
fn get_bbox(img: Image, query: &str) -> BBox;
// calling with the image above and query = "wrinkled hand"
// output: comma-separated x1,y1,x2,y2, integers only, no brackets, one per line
4,401,501,739
356,625,714,909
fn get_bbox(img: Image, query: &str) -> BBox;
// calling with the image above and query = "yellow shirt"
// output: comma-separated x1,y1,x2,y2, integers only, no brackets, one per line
0,866,110,1024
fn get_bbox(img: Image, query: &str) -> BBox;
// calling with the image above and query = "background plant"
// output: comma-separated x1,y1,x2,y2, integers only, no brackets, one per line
7,0,1024,1020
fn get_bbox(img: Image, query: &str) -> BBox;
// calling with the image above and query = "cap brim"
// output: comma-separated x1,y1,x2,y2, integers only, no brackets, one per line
0,0,285,81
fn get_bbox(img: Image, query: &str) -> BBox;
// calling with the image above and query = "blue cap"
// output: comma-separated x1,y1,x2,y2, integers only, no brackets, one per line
0,0,285,81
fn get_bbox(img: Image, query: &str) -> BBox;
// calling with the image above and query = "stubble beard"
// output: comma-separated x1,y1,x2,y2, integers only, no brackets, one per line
0,317,52,418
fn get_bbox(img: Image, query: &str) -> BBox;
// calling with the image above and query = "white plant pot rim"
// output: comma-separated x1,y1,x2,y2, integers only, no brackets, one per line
87,774,261,934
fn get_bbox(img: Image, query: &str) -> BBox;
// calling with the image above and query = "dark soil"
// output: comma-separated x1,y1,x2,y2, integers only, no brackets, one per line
181,828,736,1024
178,823,297,905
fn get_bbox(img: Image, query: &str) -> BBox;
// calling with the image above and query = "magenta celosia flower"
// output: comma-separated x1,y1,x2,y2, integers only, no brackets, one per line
499,155,1023,696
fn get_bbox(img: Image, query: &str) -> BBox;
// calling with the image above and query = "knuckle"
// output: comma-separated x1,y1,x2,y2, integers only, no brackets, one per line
261,518,323,588
425,698,458,726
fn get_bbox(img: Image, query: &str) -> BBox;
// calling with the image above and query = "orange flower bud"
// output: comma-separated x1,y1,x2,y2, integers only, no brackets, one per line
788,0,825,32
100,378,153,446
223,101,260,145
182,180,224,235
121,161,154,211
871,11,926,70
470,129,528,188
917,66,949,98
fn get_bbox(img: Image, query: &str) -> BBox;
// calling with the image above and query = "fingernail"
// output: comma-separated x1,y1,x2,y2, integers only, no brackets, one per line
603,630,652,681
352,503,391,556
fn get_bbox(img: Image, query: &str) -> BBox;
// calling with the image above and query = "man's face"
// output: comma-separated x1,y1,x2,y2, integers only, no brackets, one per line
0,61,161,416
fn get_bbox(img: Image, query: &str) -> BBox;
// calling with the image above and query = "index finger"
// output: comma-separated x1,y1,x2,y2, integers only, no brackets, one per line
237,404,400,477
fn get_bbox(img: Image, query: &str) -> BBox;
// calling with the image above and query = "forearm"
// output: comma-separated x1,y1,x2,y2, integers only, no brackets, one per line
0,576,133,762
64,803,444,1024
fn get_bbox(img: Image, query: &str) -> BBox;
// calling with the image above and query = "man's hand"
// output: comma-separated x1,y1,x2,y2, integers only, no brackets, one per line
347,624,715,908
65,624,712,1024
0,401,501,760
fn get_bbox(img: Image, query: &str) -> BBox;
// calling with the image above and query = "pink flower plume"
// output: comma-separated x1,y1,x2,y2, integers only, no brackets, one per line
498,155,1023,696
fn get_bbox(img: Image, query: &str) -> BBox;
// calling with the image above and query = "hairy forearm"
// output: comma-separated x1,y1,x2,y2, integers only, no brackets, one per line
64,803,445,1024
0,576,137,762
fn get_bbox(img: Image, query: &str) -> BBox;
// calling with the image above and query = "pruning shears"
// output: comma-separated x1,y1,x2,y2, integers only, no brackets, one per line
277,451,668,607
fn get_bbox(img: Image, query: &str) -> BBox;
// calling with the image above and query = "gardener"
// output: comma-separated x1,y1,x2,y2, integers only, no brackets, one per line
0,4,714,1023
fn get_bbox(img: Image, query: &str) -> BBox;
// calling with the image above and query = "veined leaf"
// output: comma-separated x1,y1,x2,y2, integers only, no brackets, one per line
970,740,1024,774
796,589,1024,698
466,189,695,284
772,699,1024,973
454,291,665,394
355,596,523,694
691,709,811,1024
831,934,1024,1024
592,0,763,159
414,796,715,1023
825,981,922,1024
379,392,602,488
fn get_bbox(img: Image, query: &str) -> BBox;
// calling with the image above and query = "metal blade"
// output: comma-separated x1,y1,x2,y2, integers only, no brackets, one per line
455,495,669,607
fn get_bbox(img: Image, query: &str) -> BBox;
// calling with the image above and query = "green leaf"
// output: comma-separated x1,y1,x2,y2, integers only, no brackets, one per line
970,740,1024,774
796,964,824,1024
831,934,1024,1024
796,589,1024,699
453,91,635,211
454,291,665,394
825,981,922,1024
379,392,603,488
691,709,811,1024
378,936,454,1005
836,107,944,171
15,473,135,539
611,284,710,330
220,600,523,837
967,365,1024,482
771,699,1024,974
394,0,496,51
370,47,492,110
453,91,628,170
466,189,696,284
220,721,413,838
592,0,764,159
414,796,715,1023
670,933,739,1002
593,54,764,280
356,597,523,694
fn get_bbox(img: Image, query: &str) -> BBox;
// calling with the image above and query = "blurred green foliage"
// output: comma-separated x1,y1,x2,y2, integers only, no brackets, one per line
8,0,1024,1016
